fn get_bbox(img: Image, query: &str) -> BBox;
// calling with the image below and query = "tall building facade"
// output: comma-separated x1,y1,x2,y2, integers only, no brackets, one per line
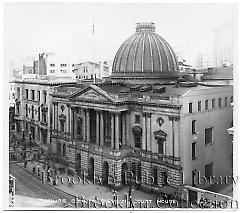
213,23,233,67
14,78,76,153
196,50,213,69
50,23,233,193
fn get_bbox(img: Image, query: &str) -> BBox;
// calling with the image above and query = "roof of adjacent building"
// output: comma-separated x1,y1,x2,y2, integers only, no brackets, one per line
111,22,180,80
201,66,233,80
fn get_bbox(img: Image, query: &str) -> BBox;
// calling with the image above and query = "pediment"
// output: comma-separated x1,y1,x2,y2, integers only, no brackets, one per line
153,129,167,139
69,85,116,103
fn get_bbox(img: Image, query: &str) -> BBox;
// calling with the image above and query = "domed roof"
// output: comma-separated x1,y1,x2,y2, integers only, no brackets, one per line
111,22,180,80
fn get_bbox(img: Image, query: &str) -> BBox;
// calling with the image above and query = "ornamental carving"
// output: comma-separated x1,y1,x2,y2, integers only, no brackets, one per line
59,114,66,122
157,117,164,127
60,105,65,112
41,104,48,113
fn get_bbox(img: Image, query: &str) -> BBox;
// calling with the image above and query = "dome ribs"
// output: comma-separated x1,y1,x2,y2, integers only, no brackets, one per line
134,33,144,72
124,33,140,73
158,35,177,71
116,34,136,73
132,33,143,72
150,32,163,72
141,33,146,72
111,22,180,79
146,33,154,72
155,34,170,71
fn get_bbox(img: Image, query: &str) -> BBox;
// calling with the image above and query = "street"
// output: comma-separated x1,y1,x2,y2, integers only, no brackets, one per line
9,163,75,208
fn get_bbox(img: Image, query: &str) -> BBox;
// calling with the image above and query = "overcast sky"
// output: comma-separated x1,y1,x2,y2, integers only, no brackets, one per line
4,2,236,70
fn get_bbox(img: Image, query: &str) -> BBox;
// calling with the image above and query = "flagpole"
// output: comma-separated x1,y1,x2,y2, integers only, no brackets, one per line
92,17,96,84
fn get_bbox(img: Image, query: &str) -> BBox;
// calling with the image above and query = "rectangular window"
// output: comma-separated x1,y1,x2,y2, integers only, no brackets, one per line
16,104,20,114
32,105,34,119
205,127,213,145
43,91,47,103
230,96,233,103
205,163,213,180
198,101,201,112
205,100,208,110
135,115,140,124
31,90,35,100
157,139,164,155
225,97,227,107
37,91,40,101
189,103,192,113
212,99,215,109
50,63,55,67
218,98,222,108
192,142,196,160
25,104,28,117
16,122,20,133
17,87,20,98
25,89,28,100
192,170,196,186
60,121,65,132
134,135,141,148
192,120,196,134
153,168,158,185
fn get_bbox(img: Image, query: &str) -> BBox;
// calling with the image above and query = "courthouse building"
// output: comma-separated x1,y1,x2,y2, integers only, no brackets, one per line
50,23,233,193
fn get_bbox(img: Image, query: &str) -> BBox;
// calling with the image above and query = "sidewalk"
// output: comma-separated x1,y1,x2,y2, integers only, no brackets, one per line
17,160,165,208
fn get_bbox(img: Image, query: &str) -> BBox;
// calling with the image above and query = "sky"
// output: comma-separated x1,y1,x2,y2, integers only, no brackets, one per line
4,2,237,70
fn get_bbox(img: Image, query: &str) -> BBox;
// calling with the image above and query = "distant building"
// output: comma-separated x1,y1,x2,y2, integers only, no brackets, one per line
200,66,233,85
196,50,213,69
73,61,110,81
178,60,193,73
9,82,15,107
37,53,75,78
213,22,233,67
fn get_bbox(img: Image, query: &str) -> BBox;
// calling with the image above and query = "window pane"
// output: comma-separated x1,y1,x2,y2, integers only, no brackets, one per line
205,127,213,145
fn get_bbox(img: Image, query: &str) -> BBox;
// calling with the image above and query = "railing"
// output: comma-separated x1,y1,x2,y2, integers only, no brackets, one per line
51,130,71,141
69,140,181,166
129,147,181,166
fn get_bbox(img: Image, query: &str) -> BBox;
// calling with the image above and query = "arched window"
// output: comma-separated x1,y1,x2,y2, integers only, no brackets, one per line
153,168,158,185
132,126,142,149
57,143,61,155
63,144,66,156
77,117,82,139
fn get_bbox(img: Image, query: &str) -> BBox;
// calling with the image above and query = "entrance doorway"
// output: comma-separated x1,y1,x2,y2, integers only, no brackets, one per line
121,162,128,185
102,161,109,185
88,157,94,180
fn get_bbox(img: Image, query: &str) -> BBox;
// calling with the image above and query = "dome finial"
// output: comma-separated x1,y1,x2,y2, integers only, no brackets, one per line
136,22,155,32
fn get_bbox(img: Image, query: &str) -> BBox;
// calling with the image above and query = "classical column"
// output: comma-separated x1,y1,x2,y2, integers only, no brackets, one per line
100,111,104,146
96,111,100,145
86,109,90,143
125,112,132,147
142,113,147,150
111,113,115,149
174,116,180,158
74,108,77,140
121,112,126,146
82,109,86,141
146,113,152,152
168,115,179,157
115,112,120,150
